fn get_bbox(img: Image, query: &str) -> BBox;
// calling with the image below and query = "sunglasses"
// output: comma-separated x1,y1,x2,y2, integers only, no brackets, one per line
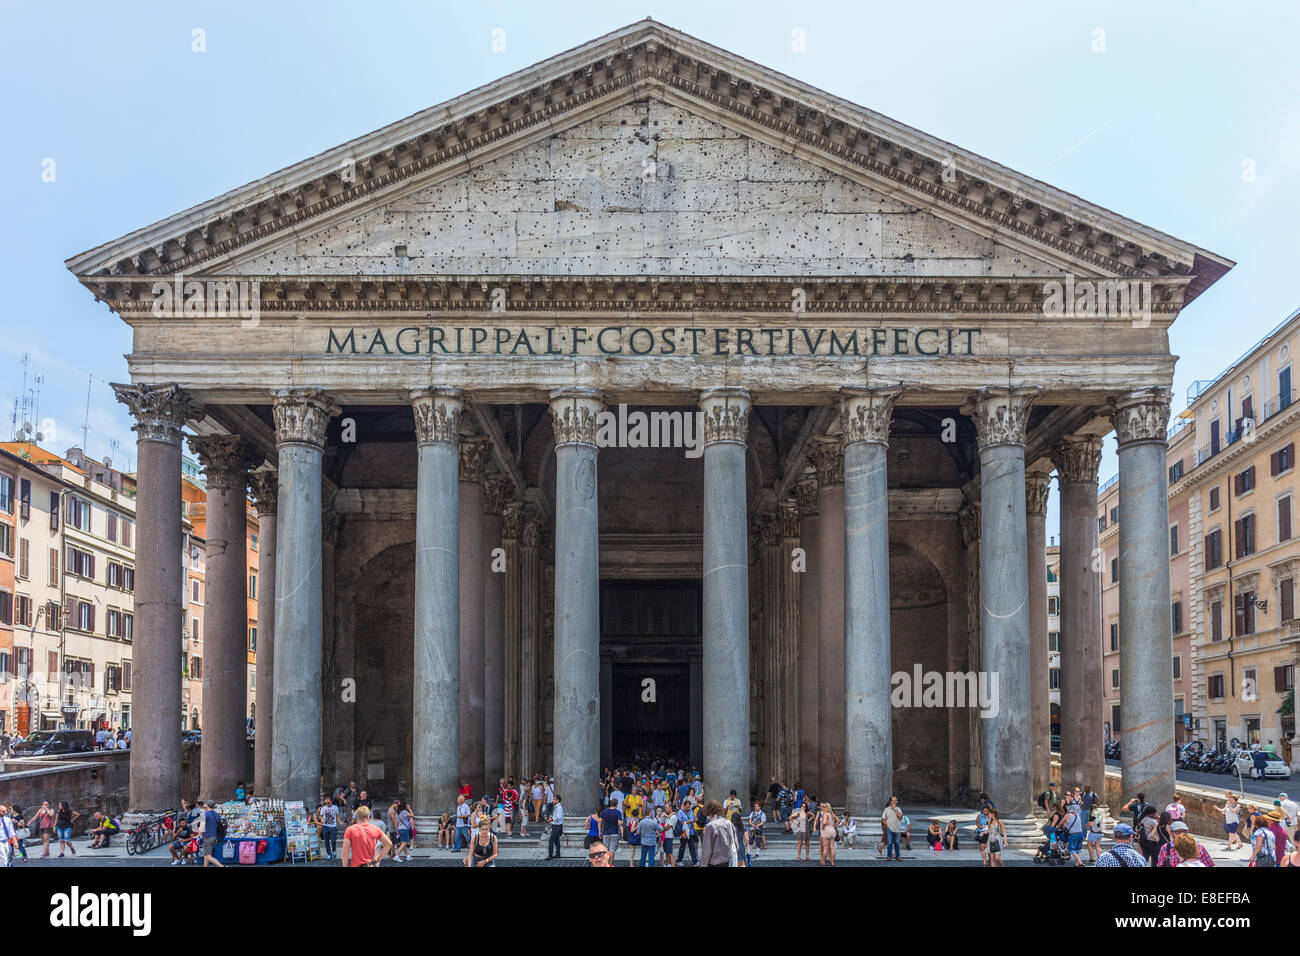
588,850,609,859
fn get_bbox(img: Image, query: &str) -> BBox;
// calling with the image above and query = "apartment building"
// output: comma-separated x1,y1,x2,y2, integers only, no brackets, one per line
0,443,137,734
0,461,15,733
1047,542,1061,745
1174,311,1299,759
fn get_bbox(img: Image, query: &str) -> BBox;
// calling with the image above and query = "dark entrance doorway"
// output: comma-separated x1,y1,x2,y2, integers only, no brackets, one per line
600,579,702,767
612,663,690,758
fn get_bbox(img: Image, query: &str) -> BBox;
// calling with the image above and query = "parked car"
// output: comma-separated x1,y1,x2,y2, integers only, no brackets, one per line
10,729,94,756
1235,748,1291,780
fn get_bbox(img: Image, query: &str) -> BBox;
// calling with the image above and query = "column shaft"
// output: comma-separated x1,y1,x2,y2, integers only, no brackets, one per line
250,473,277,798
966,388,1039,816
270,388,338,806
550,389,603,810
701,388,751,802
411,388,462,814
1112,390,1176,805
811,438,845,805
191,436,249,801
113,384,197,813
483,480,508,790
1025,472,1051,799
795,480,820,793
458,438,489,797
842,387,898,814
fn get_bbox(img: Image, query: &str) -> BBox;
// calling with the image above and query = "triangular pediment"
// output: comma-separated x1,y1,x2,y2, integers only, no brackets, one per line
67,20,1230,300
214,99,1061,279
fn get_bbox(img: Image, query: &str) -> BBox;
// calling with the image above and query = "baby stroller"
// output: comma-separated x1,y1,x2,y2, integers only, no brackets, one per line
1032,827,1071,865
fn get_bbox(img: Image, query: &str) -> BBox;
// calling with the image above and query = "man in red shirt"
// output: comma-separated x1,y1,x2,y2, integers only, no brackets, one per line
498,778,519,837
458,780,473,801
341,806,392,867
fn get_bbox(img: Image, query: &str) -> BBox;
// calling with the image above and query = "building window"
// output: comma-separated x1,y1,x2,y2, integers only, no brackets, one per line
0,590,12,626
66,545,95,578
123,660,132,691
1234,466,1256,495
0,474,12,513
1271,443,1295,476
15,594,32,627
251,532,258,552
1110,506,1119,525
1209,486,1221,512
191,618,200,643
192,579,201,603
1048,631,1059,652
1049,668,1060,690
1279,497,1292,543
1111,668,1120,689
17,537,28,579
106,512,117,543
1234,513,1256,558
248,572,257,600
1210,600,1223,641
1205,529,1223,570
1171,600,1183,635
0,523,12,559
65,496,91,532
1097,515,1107,533
1208,674,1225,699
1109,622,1119,652
1168,459,1184,483
121,519,132,549
1047,596,1059,616
1236,592,1257,635
1173,655,1182,679
1110,557,1118,584
190,656,202,679
190,545,201,569
1281,578,1295,622
1170,525,1179,555
248,626,257,652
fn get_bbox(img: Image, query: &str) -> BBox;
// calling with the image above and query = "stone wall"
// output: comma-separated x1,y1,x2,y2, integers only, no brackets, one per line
0,742,249,831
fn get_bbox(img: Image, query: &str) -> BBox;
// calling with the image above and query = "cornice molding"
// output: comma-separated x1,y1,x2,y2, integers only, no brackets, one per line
92,274,1194,317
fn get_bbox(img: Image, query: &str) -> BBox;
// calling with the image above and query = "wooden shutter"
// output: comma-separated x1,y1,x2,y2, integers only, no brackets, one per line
1282,580,1295,622
18,537,28,579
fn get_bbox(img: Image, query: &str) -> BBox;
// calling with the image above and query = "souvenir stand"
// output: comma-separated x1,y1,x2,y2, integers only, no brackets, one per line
216,798,287,864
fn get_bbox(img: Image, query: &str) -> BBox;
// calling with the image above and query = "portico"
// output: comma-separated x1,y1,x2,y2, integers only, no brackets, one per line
69,21,1230,821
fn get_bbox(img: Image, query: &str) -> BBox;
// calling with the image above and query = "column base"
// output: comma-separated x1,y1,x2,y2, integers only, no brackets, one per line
998,815,1046,849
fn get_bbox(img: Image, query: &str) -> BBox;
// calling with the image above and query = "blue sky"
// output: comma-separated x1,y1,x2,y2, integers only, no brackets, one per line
2,0,1297,536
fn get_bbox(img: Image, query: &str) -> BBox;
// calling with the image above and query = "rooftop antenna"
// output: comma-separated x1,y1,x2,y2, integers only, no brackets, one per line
81,374,93,452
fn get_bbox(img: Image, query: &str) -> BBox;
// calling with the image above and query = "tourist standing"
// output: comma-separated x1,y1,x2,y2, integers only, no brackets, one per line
199,801,224,868
700,800,738,867
546,794,564,860
1085,807,1104,863
8,806,29,863
637,809,661,867
676,799,698,865
393,801,413,862
658,805,676,867
880,797,902,863
748,800,767,850
1216,793,1242,850
453,794,471,852
789,802,810,861
986,809,1007,867
32,801,55,857
54,802,79,857
818,802,841,866
600,796,623,856
1061,802,1085,867
319,797,339,859
0,806,15,868
531,777,544,823
342,805,391,867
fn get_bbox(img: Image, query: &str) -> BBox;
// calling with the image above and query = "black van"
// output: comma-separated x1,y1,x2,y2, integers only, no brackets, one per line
10,729,95,756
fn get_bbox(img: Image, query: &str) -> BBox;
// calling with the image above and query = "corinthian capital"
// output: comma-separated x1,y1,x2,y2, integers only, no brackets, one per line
700,388,751,446
272,387,340,448
483,476,514,516
1051,433,1104,485
808,436,844,487
840,386,901,447
549,388,605,448
459,437,492,484
1108,387,1172,448
410,387,464,447
961,387,1041,449
959,501,981,547
248,469,278,516
794,477,820,516
188,435,250,490
1025,469,1052,516
112,383,202,445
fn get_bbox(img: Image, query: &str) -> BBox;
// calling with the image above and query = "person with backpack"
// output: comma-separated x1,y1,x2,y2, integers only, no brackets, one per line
1249,811,1278,867
199,801,225,868
1120,792,1151,830
1085,807,1104,863
1094,823,1146,868
1061,802,1085,867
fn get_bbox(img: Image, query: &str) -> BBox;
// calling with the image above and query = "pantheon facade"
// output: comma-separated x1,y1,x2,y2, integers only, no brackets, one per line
68,22,1231,824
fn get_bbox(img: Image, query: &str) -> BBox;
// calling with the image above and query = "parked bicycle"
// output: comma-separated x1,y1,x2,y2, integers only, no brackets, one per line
125,812,176,856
